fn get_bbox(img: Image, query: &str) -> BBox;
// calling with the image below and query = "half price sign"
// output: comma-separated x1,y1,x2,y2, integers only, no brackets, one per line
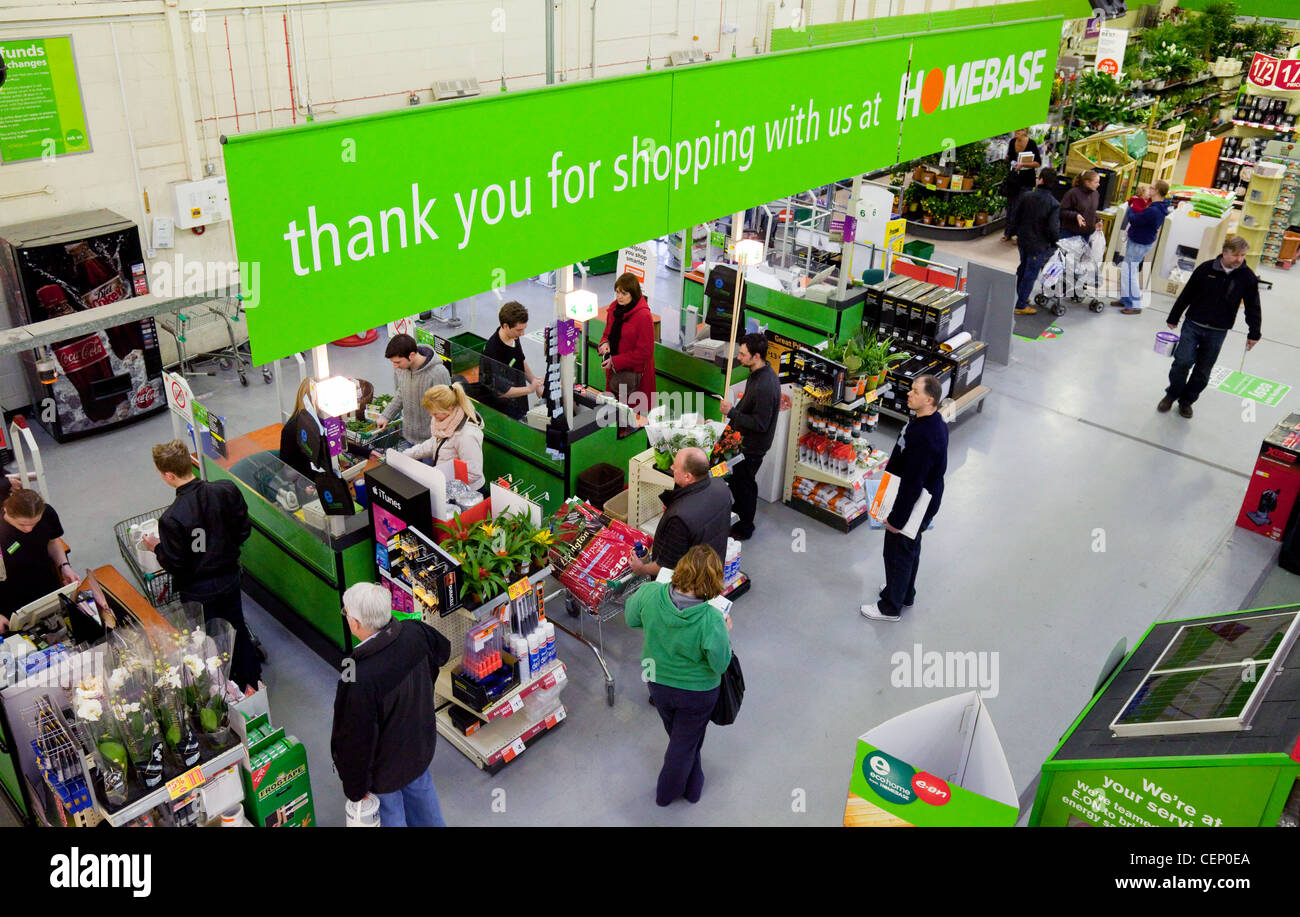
1247,53,1300,91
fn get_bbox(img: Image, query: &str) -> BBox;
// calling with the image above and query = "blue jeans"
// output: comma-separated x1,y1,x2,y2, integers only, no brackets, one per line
1166,322,1228,407
1016,245,1051,310
376,767,445,827
1120,240,1153,310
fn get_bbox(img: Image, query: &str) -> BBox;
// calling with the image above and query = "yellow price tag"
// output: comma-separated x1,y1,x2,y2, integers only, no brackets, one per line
166,765,206,800
711,462,729,477
507,577,531,601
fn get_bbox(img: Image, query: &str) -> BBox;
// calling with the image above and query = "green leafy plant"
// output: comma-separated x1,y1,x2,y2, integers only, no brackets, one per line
859,334,910,378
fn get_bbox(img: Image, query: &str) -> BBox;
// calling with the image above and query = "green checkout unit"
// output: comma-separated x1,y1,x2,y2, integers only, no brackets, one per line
1029,604,1300,828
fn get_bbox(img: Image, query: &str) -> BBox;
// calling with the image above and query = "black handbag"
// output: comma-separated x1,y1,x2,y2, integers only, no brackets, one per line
710,650,745,726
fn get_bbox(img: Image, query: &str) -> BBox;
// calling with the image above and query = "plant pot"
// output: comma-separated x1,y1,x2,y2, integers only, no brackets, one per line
922,215,934,224
975,211,989,225
913,165,927,181
935,175,951,189
866,373,882,392
947,215,958,226
908,202,918,213
963,177,975,190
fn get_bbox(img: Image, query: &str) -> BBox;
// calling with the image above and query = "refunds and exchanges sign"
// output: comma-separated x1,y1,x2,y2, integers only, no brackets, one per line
223,19,1057,361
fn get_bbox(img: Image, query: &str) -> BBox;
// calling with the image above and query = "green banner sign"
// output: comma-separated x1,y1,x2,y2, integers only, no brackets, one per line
0,37,91,163
223,20,1058,362
1036,764,1282,827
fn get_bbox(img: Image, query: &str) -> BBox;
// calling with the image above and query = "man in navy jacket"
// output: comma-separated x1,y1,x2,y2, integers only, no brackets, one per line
863,375,948,622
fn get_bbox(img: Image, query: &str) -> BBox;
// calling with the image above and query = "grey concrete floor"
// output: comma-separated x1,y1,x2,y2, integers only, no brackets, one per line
5,248,1298,827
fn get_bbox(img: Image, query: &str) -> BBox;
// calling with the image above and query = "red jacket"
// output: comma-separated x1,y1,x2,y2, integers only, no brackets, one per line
600,296,656,406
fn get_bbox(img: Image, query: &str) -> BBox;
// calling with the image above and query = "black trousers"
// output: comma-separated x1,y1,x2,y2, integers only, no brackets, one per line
647,681,719,806
727,451,765,537
880,529,924,616
181,572,262,690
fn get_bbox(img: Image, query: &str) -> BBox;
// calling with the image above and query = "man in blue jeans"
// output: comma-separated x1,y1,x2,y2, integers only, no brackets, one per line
1011,167,1060,316
1159,235,1262,419
331,583,451,826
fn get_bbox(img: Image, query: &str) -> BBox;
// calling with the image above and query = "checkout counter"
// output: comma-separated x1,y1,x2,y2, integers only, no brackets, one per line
202,426,373,661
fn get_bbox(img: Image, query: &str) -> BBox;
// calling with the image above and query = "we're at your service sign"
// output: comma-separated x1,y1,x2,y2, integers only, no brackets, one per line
221,19,1058,363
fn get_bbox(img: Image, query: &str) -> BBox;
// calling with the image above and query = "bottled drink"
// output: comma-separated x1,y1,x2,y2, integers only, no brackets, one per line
40,283,127,422
66,241,143,359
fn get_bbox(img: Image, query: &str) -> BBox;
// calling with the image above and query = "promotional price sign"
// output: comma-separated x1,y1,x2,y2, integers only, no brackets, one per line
1247,52,1300,91
1095,28,1128,78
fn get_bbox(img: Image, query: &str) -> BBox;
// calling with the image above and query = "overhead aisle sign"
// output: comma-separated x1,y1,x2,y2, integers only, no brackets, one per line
223,19,1058,362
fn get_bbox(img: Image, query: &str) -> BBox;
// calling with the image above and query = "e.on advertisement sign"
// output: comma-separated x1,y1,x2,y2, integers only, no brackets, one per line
1247,52,1300,91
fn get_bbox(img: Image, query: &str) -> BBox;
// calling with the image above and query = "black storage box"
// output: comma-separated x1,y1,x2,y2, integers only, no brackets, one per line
576,462,625,509
881,279,933,336
866,274,916,325
937,339,987,399
923,290,969,349
452,652,522,712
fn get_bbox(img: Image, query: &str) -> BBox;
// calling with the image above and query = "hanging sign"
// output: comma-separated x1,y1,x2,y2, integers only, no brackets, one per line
1247,53,1300,91
616,241,658,306
1095,28,1128,78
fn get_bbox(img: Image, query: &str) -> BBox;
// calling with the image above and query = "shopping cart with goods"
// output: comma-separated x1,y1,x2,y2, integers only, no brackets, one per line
546,499,653,705
1033,235,1105,316
113,507,174,605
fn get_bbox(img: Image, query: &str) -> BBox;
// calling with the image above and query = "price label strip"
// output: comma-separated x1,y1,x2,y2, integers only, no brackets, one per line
166,765,207,800
502,737,527,763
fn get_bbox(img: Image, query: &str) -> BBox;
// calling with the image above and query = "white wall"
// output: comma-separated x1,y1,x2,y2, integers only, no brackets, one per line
0,0,1034,408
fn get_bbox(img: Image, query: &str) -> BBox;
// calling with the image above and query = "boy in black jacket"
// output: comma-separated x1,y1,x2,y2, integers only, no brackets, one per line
721,333,781,541
144,440,262,691
863,376,948,622
331,583,452,827
1159,235,1261,419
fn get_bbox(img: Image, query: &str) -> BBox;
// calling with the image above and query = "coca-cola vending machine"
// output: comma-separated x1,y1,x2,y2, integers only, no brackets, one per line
0,210,164,441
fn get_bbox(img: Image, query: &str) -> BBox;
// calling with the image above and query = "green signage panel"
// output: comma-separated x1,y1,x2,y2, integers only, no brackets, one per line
1037,764,1281,827
0,37,91,163
1216,370,1290,406
223,21,1058,362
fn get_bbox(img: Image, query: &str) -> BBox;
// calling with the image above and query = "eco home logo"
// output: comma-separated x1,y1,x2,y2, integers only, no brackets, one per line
896,48,1049,120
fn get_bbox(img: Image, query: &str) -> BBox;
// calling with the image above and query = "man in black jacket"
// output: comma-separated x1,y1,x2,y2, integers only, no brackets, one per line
721,333,780,540
1011,167,1061,316
144,440,262,691
1159,235,1262,419
331,582,452,826
863,375,948,623
627,447,732,577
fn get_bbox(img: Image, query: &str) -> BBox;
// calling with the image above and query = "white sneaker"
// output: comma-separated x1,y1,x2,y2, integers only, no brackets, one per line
861,602,901,622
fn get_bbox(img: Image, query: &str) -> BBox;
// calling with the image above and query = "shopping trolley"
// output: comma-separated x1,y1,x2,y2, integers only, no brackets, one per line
114,507,174,605
1033,236,1104,316
159,295,272,387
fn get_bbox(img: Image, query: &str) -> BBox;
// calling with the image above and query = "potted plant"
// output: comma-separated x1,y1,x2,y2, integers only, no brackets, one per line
902,182,924,214
935,172,951,190
920,197,936,225
975,196,990,225
861,335,910,391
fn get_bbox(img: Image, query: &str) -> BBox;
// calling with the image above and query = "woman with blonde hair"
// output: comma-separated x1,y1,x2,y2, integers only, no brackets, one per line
279,377,328,478
626,543,733,806
374,383,485,490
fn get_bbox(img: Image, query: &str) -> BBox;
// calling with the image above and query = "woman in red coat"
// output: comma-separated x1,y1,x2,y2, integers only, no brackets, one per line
598,272,656,414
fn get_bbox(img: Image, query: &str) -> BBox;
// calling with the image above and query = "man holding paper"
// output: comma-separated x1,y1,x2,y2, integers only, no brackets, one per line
862,376,948,623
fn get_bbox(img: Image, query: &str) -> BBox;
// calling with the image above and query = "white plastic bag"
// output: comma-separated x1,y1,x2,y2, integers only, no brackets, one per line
1090,229,1106,262
129,520,163,575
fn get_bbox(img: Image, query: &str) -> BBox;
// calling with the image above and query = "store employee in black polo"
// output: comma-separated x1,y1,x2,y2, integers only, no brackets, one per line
143,440,262,692
480,300,543,420
720,333,780,541
0,488,77,629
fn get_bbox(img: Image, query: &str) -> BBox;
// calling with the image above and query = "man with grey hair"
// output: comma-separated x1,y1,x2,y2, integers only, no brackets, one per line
331,582,451,826
1159,234,1262,419
628,446,732,579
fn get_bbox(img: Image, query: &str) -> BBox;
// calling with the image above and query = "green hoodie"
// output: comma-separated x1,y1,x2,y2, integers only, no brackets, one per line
626,582,732,692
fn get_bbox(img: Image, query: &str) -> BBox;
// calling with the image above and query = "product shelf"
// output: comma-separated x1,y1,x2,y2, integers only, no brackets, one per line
97,743,246,827
435,658,567,724
1232,120,1296,134
435,700,566,772
792,454,886,492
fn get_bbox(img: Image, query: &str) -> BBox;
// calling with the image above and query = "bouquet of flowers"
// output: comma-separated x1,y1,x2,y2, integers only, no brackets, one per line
71,666,129,806
709,425,743,466
106,627,166,789
183,619,235,747
152,648,201,769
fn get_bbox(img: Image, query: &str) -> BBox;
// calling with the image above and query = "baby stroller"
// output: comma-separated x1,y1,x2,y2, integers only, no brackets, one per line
1033,235,1104,316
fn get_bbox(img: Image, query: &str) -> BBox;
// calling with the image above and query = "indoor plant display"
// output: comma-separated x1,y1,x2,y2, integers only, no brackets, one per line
860,333,909,390
153,648,201,769
183,619,235,747
106,630,166,790
73,670,129,807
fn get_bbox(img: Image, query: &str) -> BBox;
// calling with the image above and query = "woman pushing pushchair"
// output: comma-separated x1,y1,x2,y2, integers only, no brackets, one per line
1034,170,1106,315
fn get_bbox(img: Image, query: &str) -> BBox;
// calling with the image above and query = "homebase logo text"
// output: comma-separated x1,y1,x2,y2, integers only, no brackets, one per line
897,49,1048,120
50,848,151,897
890,643,999,698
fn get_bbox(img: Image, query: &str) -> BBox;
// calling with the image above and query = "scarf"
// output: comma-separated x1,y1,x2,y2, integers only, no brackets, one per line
607,297,639,355
431,408,466,440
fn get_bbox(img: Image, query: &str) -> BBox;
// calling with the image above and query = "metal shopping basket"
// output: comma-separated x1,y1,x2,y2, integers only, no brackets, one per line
113,507,174,605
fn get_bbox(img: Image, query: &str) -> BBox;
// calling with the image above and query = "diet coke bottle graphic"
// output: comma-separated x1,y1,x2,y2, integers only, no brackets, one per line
66,241,144,359
38,285,128,422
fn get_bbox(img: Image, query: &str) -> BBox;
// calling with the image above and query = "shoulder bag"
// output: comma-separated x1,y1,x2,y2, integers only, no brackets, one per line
710,650,745,726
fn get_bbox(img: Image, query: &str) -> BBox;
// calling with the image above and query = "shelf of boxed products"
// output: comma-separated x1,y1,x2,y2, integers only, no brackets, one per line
97,743,246,827
789,477,874,530
436,696,567,771
436,658,567,725
876,384,991,425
